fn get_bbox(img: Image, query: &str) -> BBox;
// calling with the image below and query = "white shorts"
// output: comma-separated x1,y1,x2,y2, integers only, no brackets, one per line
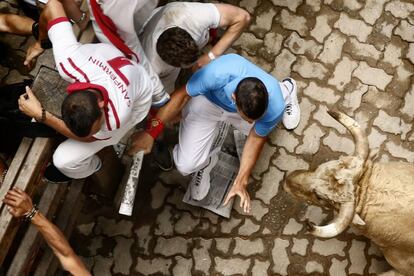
173,96,253,175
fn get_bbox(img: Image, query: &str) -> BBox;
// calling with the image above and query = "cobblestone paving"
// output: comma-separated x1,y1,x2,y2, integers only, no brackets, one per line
1,0,414,275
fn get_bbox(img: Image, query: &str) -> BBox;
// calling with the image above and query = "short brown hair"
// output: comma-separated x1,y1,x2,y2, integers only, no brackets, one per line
156,27,200,67
235,77,268,120
61,91,101,137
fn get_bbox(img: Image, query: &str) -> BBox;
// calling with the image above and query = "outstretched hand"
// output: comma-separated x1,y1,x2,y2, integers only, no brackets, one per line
127,130,155,155
223,177,251,213
24,41,44,69
3,187,33,217
18,86,42,120
191,53,211,72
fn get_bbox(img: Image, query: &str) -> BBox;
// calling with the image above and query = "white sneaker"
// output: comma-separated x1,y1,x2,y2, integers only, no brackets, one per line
190,154,219,201
282,78,301,130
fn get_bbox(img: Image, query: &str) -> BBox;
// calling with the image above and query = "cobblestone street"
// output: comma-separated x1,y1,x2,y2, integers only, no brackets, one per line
1,0,414,275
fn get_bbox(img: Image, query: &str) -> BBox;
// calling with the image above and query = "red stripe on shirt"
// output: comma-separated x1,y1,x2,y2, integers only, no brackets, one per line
89,0,139,62
92,136,111,141
60,62,79,82
47,17,70,31
107,99,120,129
68,58,90,83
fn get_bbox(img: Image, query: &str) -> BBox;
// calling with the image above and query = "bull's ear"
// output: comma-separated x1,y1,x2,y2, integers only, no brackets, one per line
352,214,365,226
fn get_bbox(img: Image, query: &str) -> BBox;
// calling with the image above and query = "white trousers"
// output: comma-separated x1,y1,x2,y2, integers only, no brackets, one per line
53,122,134,179
173,96,253,175
52,99,148,179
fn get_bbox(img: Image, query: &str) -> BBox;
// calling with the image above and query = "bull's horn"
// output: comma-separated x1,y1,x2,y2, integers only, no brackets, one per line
327,110,369,162
307,201,355,238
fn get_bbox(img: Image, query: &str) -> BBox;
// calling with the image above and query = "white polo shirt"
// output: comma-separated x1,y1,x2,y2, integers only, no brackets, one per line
48,17,152,140
139,2,221,80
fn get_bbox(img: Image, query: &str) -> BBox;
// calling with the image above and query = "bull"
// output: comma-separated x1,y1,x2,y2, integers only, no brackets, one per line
284,110,414,276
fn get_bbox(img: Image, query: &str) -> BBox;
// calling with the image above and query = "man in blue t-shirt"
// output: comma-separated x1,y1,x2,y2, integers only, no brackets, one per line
130,54,300,213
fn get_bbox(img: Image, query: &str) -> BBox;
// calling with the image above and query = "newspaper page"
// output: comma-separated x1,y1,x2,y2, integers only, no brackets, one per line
118,151,144,216
233,129,247,160
183,122,243,218
183,151,239,218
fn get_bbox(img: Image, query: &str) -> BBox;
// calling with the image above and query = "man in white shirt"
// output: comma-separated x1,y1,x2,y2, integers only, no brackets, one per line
87,0,169,107
18,0,153,180
138,1,251,93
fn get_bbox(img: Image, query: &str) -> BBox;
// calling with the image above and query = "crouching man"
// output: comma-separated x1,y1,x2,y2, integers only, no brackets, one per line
18,0,157,181
130,54,300,213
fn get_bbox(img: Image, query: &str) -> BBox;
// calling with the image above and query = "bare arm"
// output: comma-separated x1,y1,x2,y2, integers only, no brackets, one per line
0,13,44,69
3,188,90,276
18,86,95,142
0,13,34,35
155,86,191,123
194,4,250,69
61,0,90,30
211,4,251,57
42,110,96,142
223,129,266,213
128,86,191,154
31,212,91,276
24,0,67,67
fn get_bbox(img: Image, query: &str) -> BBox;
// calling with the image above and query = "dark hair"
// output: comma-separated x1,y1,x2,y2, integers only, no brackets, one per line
61,91,101,137
156,27,200,67
235,77,268,120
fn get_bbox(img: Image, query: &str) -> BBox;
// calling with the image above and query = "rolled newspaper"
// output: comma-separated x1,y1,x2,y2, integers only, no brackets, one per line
118,151,144,216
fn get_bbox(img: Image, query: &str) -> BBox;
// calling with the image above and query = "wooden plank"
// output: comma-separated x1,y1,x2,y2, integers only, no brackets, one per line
6,182,67,276
32,66,68,118
0,138,33,211
34,179,85,276
0,138,53,265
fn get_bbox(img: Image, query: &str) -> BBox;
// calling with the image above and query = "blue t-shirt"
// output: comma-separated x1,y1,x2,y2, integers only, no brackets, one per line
186,54,285,136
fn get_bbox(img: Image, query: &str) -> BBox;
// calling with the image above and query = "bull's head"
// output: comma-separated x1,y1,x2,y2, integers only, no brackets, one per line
284,110,369,238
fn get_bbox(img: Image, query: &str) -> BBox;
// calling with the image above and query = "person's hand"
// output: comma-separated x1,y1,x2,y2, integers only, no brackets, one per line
77,12,90,31
223,176,251,213
18,86,42,120
24,41,45,69
127,131,155,155
3,187,34,217
191,53,211,72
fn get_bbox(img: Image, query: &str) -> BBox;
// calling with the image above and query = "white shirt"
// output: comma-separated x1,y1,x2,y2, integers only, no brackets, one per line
139,2,221,79
48,17,152,140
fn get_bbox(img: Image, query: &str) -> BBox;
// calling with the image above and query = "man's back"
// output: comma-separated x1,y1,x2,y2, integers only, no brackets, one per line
48,17,153,138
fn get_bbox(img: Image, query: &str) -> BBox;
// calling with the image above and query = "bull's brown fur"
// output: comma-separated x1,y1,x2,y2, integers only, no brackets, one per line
285,111,414,275
356,162,414,275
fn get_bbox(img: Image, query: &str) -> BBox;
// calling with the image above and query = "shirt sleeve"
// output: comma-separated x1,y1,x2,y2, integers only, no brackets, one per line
186,58,231,97
201,3,221,29
254,111,283,137
47,17,81,65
